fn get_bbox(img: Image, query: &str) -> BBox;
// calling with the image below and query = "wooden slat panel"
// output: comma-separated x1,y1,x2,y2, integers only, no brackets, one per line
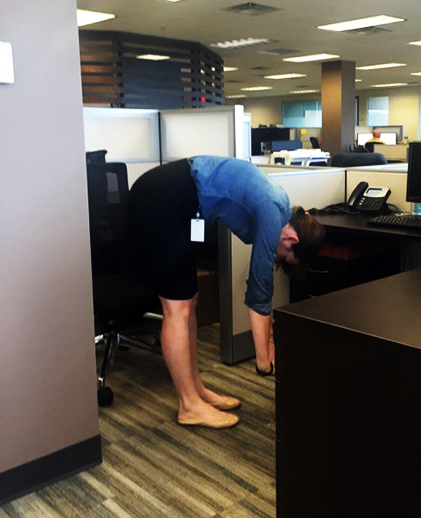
79,30,224,109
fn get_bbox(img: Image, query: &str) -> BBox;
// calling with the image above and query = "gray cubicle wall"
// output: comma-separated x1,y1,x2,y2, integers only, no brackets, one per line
1,0,101,503
83,107,161,187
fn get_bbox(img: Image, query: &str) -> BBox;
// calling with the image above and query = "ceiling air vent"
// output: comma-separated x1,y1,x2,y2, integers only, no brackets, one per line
222,3,282,16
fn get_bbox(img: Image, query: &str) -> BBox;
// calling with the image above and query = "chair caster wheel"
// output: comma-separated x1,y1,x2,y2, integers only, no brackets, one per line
98,386,114,407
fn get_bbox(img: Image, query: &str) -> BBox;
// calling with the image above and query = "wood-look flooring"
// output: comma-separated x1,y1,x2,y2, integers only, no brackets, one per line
0,324,275,518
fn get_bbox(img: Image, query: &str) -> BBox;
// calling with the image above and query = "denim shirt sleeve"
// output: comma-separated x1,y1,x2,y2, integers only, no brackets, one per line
244,201,284,316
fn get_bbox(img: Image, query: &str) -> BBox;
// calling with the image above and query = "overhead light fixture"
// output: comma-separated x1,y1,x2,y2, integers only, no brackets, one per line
264,73,306,79
411,72,421,76
283,53,339,63
210,38,274,50
226,94,247,98
289,89,320,94
241,86,273,91
224,67,239,72
356,63,406,70
166,0,184,2
355,79,362,82
136,54,170,61
76,9,116,27
409,41,421,46
317,15,405,32
371,83,408,88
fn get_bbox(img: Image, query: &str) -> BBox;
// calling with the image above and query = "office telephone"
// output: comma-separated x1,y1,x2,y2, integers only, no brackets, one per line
347,181,391,214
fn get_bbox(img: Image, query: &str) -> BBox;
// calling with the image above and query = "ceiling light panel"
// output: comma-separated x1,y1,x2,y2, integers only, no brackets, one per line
241,86,273,91
77,9,115,27
317,15,404,32
264,73,306,79
356,63,406,70
136,54,170,61
371,83,408,88
289,89,319,94
224,67,238,72
210,38,276,49
284,54,339,63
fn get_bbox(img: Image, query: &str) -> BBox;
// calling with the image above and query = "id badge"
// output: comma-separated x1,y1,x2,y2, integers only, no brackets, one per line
191,213,205,242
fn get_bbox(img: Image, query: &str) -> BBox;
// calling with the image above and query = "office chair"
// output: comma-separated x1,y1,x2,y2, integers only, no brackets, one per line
310,137,320,149
331,152,387,168
87,162,162,407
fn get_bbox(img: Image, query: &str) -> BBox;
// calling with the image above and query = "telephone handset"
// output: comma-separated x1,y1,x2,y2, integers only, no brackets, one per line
347,181,391,213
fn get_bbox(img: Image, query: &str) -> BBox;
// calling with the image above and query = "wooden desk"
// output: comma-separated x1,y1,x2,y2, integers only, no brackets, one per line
274,269,421,517
314,212,421,240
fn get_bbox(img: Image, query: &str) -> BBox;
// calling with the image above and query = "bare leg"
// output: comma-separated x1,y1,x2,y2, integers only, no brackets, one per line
159,294,238,428
187,297,240,410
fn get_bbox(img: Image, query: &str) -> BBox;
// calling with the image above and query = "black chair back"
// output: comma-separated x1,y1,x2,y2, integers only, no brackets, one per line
87,162,129,278
310,137,320,149
331,152,387,168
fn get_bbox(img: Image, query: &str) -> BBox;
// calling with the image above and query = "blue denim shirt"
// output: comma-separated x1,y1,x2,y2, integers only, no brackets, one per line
189,156,291,315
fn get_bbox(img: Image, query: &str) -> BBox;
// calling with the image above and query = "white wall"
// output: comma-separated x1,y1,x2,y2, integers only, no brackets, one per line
0,0,99,473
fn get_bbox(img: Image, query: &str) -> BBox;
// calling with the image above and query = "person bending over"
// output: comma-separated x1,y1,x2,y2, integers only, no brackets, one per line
123,156,325,429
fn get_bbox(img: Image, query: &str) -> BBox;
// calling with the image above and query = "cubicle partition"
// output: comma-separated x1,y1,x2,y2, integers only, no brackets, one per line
83,105,417,364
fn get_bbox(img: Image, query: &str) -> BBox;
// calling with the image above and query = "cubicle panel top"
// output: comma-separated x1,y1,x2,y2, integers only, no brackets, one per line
160,106,245,161
267,169,346,210
83,107,160,163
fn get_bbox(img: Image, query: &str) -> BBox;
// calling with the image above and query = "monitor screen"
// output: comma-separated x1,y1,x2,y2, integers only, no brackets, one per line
407,142,421,203
381,132,397,145
357,133,372,145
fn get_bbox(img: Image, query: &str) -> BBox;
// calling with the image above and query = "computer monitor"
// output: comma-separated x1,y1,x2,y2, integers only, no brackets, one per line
406,142,421,203
357,133,372,146
381,132,397,145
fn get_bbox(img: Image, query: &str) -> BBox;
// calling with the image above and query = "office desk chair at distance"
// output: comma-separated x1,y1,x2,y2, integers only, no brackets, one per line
87,162,162,407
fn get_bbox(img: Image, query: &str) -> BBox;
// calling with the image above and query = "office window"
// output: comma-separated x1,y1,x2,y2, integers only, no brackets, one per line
367,96,389,126
282,100,322,128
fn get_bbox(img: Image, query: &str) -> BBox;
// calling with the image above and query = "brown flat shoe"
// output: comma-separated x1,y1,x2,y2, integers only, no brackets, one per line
177,411,239,429
211,396,241,411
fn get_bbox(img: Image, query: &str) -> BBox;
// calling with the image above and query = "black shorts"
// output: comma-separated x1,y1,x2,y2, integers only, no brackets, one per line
122,159,200,300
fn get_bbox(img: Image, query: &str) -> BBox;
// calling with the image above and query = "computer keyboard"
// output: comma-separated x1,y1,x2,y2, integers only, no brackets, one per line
367,213,421,229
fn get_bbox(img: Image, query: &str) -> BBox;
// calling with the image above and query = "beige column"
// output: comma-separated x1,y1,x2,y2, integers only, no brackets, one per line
321,60,356,157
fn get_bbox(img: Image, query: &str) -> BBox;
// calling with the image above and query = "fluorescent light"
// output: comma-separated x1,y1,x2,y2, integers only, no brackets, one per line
224,67,239,72
226,94,247,98
411,72,421,76
210,38,273,50
289,89,320,94
241,86,273,91
371,83,408,88
409,41,421,46
283,53,339,63
318,15,404,32
355,79,362,82
166,0,184,2
356,63,406,70
264,73,306,79
77,9,115,27
136,54,170,61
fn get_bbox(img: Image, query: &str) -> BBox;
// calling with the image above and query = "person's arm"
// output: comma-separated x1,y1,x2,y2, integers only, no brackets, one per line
249,308,274,373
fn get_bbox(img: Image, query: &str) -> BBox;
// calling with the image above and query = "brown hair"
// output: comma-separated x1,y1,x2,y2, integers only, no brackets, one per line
279,206,325,278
